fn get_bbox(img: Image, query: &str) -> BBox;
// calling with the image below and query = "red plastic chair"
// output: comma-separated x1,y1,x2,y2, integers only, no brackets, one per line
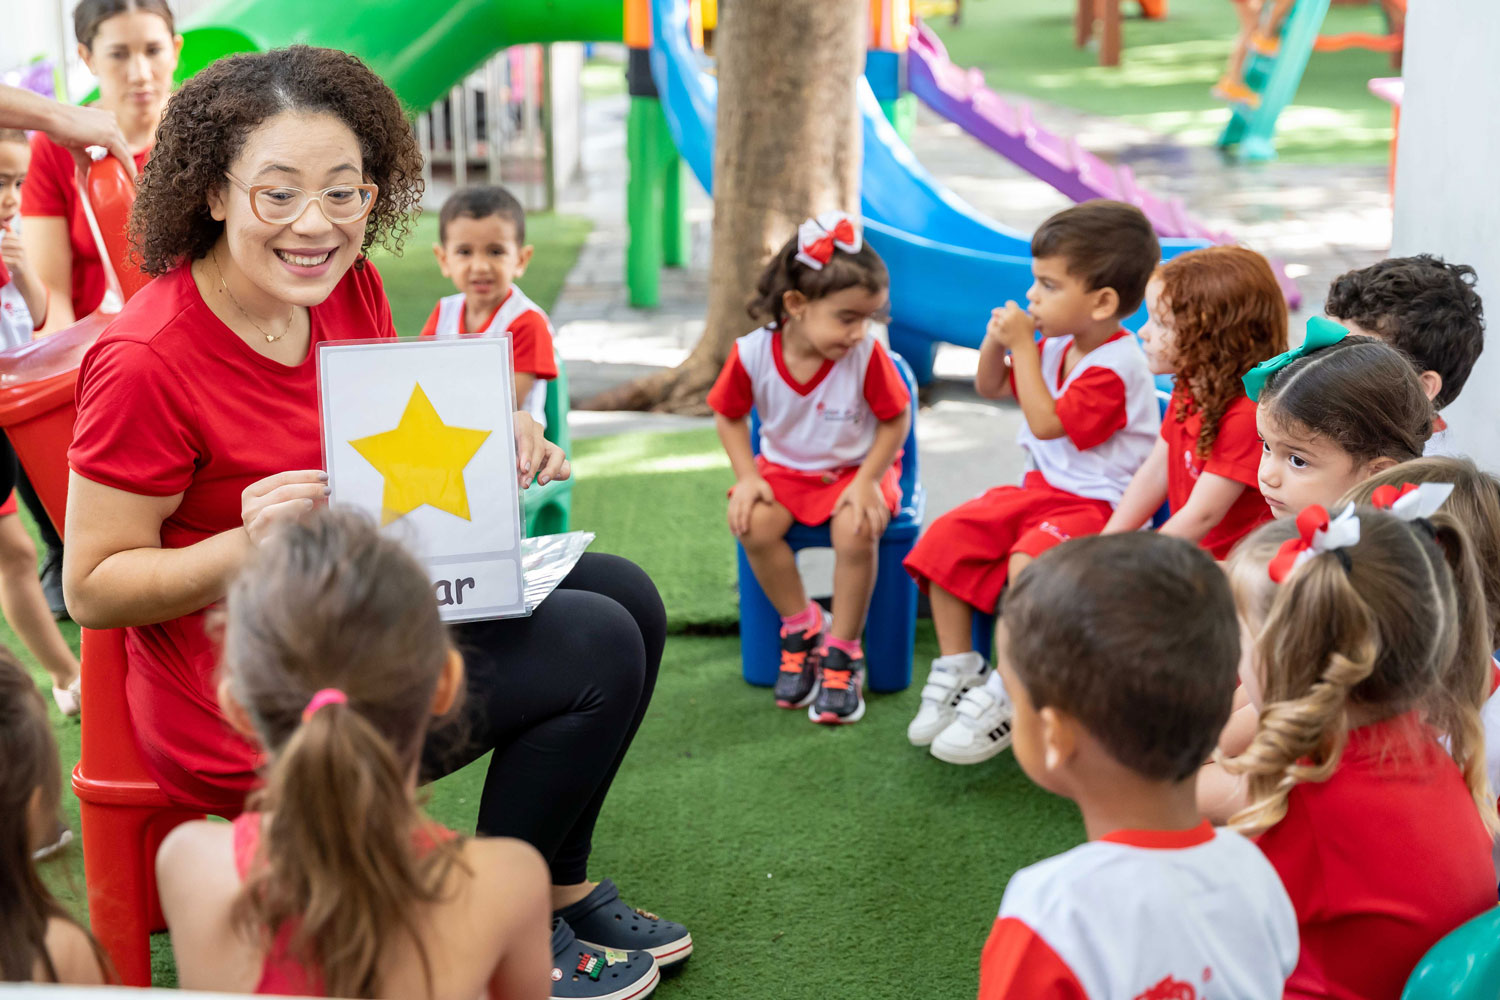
0,155,204,986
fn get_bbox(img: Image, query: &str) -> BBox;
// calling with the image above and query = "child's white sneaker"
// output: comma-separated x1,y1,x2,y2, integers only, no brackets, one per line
930,683,1014,765
907,653,989,746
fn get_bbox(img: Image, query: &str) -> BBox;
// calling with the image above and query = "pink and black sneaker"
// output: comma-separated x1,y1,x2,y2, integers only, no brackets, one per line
809,646,866,724
773,615,824,708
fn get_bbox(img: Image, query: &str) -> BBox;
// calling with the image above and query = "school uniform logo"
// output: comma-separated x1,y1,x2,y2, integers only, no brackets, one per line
815,400,864,425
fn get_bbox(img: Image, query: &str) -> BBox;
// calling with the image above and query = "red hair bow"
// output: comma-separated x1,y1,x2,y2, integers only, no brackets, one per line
1369,481,1453,520
1267,503,1361,583
795,212,862,270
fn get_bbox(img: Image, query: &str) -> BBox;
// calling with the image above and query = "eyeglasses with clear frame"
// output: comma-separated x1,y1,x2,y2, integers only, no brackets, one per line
224,172,379,225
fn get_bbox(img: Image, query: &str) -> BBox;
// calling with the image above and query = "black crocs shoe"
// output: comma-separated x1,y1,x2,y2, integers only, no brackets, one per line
556,879,693,968
809,647,866,724
774,615,824,708
550,917,659,1000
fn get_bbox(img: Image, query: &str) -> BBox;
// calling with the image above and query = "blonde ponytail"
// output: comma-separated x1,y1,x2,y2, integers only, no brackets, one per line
1226,509,1482,836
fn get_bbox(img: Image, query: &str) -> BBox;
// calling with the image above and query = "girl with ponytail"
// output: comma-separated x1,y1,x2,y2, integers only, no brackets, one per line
1219,502,1496,1000
156,511,568,999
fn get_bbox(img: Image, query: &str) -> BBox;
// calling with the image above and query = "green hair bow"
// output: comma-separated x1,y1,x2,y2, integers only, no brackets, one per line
1241,316,1350,402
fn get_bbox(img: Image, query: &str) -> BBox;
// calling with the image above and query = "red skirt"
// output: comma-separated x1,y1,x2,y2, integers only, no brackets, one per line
755,454,902,527
904,471,1113,612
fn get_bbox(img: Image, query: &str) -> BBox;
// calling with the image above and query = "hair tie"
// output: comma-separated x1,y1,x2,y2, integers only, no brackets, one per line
1268,503,1361,583
1369,481,1453,523
1241,316,1349,401
794,211,862,271
301,688,348,722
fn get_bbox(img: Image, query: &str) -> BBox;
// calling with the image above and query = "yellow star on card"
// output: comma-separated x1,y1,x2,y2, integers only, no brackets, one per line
349,383,493,525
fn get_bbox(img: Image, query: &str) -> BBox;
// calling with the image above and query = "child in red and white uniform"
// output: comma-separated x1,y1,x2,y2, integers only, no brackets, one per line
904,202,1161,764
708,213,909,725
1104,246,1287,557
420,185,557,427
1345,460,1500,884
979,533,1297,1000
0,129,80,717
1221,501,1497,1000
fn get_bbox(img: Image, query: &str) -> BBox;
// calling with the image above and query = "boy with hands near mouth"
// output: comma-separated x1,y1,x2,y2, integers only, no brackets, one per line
904,201,1161,763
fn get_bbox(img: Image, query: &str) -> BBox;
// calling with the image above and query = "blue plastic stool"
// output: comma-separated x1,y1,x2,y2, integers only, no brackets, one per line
972,388,1174,661
736,353,924,694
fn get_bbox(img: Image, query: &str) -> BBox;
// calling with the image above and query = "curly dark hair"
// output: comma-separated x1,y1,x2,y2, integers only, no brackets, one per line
1325,255,1485,410
130,46,423,276
1156,246,1289,459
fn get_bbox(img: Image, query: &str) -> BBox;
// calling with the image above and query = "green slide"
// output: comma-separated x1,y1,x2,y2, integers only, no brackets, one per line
173,0,624,111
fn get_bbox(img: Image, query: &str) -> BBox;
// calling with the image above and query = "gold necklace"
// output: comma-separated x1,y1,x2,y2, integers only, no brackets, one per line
213,251,295,344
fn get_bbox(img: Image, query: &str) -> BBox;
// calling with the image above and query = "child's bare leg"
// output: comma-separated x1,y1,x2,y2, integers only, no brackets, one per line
1224,0,1261,85
828,506,878,642
0,515,78,690
930,584,977,656
738,501,806,616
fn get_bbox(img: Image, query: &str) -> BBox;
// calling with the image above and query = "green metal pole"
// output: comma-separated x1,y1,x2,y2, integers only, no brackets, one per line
661,138,688,268
627,95,666,307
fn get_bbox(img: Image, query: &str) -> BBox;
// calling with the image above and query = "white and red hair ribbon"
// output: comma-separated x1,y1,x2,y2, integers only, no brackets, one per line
1369,482,1454,521
795,211,862,270
1268,503,1362,584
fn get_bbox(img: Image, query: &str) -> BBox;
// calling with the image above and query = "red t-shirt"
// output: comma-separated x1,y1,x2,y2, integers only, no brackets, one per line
1161,386,1272,559
68,261,396,810
1256,713,1496,1000
20,131,150,319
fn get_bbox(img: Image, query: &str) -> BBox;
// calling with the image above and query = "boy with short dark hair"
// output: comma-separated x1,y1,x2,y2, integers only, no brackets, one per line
904,201,1162,764
420,185,558,425
1324,255,1485,456
979,533,1297,999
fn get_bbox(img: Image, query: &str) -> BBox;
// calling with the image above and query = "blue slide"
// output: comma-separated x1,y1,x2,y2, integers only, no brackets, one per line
649,0,1205,382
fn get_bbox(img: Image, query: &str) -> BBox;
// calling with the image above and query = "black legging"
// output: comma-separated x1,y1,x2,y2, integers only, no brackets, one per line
420,552,666,886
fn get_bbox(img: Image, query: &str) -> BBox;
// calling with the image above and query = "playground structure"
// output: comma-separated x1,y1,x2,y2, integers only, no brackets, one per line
146,0,1217,386
905,19,1302,308
1220,0,1406,162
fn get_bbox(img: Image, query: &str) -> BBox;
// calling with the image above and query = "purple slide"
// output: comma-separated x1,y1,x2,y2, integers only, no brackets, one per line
908,21,1301,308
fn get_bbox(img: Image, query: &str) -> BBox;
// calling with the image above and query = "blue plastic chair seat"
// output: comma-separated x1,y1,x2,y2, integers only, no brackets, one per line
736,352,923,694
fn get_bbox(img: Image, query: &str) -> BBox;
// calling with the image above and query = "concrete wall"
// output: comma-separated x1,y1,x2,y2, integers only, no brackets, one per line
1390,0,1500,471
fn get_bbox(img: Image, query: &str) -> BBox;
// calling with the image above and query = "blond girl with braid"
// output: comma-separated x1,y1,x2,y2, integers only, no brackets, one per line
1221,503,1497,1000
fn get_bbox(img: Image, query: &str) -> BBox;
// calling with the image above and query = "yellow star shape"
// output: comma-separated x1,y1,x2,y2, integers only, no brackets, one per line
349,382,493,525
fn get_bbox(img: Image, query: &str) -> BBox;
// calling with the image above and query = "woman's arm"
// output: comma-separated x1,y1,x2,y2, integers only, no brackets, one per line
21,216,74,332
0,86,134,176
63,469,328,629
1102,437,1169,534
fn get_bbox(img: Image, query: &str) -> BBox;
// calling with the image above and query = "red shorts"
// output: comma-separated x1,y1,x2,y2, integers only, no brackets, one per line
904,471,1113,612
0,490,16,517
753,454,902,527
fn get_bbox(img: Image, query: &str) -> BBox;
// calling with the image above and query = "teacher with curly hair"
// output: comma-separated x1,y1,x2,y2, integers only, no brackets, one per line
62,45,690,986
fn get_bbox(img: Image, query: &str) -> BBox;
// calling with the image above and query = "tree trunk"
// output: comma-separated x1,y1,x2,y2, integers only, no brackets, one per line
583,0,866,413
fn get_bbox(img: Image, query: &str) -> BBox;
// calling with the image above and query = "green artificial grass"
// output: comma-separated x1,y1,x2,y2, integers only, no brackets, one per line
370,210,593,338
567,428,741,631
929,0,1398,164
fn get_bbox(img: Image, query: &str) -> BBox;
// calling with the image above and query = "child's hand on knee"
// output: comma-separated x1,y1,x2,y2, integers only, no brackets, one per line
728,476,774,536
834,475,890,539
